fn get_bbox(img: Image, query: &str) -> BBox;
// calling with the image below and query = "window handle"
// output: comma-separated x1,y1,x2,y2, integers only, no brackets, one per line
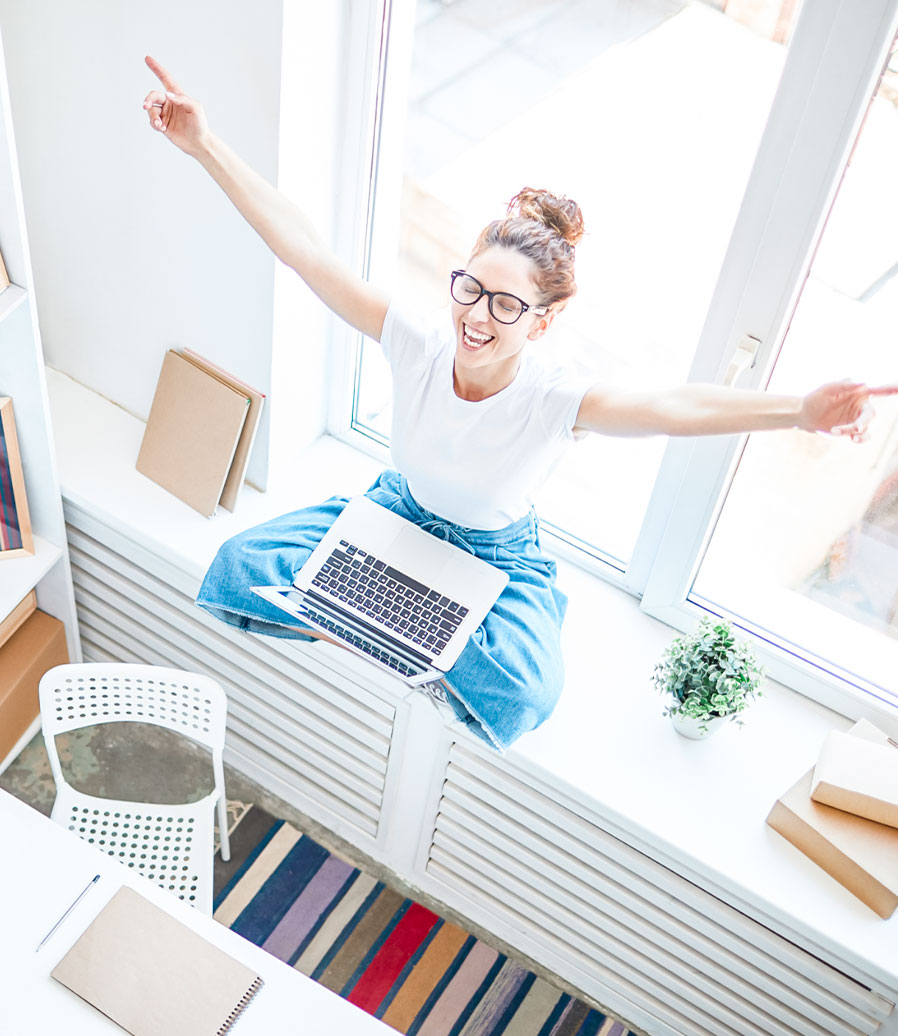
724,334,761,387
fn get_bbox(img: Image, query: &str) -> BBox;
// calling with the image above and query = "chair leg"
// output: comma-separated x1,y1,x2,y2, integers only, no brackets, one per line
217,794,231,862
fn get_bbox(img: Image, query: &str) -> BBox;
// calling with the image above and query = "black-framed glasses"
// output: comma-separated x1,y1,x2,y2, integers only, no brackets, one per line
449,270,548,325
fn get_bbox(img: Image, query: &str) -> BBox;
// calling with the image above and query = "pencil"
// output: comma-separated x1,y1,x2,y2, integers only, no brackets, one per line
36,874,101,951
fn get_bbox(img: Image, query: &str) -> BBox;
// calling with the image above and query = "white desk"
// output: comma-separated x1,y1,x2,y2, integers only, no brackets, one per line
0,789,393,1034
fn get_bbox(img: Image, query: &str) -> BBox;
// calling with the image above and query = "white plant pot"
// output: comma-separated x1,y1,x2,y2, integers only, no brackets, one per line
670,710,732,740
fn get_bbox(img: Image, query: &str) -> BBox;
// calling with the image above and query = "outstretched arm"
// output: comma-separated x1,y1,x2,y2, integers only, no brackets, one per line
142,56,389,342
574,379,898,443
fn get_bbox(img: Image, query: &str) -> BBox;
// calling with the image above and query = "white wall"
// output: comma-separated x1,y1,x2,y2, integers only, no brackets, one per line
0,0,348,490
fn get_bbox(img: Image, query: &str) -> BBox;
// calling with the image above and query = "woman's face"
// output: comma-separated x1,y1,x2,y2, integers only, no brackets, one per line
450,246,554,386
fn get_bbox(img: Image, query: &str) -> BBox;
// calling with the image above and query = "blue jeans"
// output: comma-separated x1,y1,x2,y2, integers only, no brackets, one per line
196,470,566,751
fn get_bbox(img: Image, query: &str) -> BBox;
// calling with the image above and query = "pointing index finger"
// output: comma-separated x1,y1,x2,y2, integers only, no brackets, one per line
145,55,183,95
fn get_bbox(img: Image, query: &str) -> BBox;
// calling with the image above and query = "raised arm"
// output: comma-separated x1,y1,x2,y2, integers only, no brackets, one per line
574,379,898,444
142,56,389,341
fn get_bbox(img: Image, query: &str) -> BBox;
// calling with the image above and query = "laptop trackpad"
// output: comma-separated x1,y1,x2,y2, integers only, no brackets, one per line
391,526,450,584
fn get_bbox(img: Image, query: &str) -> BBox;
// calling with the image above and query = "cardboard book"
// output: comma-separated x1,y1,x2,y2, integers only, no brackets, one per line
811,729,898,829
136,350,250,517
180,348,265,512
766,719,898,919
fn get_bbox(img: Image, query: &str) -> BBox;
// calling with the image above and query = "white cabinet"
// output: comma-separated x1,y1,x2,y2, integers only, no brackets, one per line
0,25,80,768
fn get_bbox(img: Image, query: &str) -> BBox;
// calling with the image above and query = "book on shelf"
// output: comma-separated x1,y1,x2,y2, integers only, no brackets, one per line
136,349,261,518
0,589,35,649
0,608,68,764
767,718,898,919
51,885,264,1036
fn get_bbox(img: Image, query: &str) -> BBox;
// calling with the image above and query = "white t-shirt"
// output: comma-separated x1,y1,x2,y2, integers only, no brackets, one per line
380,302,590,530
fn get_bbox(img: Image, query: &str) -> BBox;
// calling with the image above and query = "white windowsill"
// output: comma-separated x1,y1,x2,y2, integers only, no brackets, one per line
45,367,898,992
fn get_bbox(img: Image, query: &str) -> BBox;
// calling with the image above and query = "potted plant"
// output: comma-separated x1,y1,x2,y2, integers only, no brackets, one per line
653,617,764,738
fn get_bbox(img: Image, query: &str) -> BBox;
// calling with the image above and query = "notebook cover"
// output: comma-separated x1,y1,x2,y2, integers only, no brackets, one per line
179,349,265,512
51,886,263,1036
810,729,898,828
136,350,249,517
766,719,898,919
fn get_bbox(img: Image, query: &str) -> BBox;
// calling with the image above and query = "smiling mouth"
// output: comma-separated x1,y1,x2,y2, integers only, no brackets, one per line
463,324,494,350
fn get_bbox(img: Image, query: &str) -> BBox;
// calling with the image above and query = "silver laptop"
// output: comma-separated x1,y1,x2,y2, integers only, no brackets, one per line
252,495,509,685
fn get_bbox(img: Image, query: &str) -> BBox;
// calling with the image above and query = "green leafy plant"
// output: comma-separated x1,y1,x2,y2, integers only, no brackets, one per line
653,617,764,732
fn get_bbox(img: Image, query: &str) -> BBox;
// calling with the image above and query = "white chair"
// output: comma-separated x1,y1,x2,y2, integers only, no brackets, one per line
39,662,230,914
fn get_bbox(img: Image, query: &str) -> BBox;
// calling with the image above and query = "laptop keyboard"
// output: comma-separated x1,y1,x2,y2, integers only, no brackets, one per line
311,540,469,656
300,602,421,677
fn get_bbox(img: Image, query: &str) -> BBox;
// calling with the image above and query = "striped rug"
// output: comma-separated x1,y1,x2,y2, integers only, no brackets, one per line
213,805,633,1036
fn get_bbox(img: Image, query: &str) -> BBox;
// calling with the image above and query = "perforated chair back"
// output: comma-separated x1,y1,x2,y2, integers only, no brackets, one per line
39,663,230,913
39,662,227,749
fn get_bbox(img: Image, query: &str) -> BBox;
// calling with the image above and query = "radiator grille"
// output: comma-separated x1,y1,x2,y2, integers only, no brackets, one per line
427,744,894,1036
65,519,395,841
63,509,896,1036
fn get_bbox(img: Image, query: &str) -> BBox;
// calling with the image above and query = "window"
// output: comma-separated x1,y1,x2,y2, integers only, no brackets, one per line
691,37,898,707
353,0,801,568
338,0,898,721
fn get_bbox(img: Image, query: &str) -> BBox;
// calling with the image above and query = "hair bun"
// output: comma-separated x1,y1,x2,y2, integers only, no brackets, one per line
507,187,584,247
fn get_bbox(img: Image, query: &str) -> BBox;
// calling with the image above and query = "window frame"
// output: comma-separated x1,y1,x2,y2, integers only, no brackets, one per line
325,0,411,450
640,0,898,722
331,0,898,725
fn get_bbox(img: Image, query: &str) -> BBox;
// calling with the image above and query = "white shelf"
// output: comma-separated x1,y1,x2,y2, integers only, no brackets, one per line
0,536,63,617
0,284,26,325
0,26,78,657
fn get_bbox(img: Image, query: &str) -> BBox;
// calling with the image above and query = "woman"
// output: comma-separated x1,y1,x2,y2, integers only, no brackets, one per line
143,56,894,751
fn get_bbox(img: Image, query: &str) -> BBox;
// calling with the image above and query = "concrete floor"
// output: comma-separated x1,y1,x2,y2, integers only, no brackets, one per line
0,721,636,1032
0,722,400,876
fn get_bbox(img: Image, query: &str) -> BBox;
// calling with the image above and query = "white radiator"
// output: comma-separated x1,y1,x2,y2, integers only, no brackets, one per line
424,744,895,1036
64,515,397,846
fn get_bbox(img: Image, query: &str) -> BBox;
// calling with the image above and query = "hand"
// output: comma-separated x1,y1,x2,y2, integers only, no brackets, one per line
142,56,209,157
799,380,898,443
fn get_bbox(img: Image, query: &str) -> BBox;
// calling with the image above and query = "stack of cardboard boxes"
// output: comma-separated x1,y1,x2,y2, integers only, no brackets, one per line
0,593,69,765
767,718,898,918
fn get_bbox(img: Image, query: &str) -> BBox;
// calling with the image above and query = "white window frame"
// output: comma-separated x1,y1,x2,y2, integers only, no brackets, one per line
330,0,898,725
640,0,898,723
326,0,416,458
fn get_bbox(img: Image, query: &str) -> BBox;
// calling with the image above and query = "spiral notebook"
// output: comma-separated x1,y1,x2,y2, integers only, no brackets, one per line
51,886,263,1035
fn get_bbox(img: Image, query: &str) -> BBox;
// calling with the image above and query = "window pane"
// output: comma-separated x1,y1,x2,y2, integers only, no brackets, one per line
357,0,800,563
692,41,898,699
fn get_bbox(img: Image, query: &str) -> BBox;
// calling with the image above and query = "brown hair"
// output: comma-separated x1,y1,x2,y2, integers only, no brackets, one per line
470,187,585,306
